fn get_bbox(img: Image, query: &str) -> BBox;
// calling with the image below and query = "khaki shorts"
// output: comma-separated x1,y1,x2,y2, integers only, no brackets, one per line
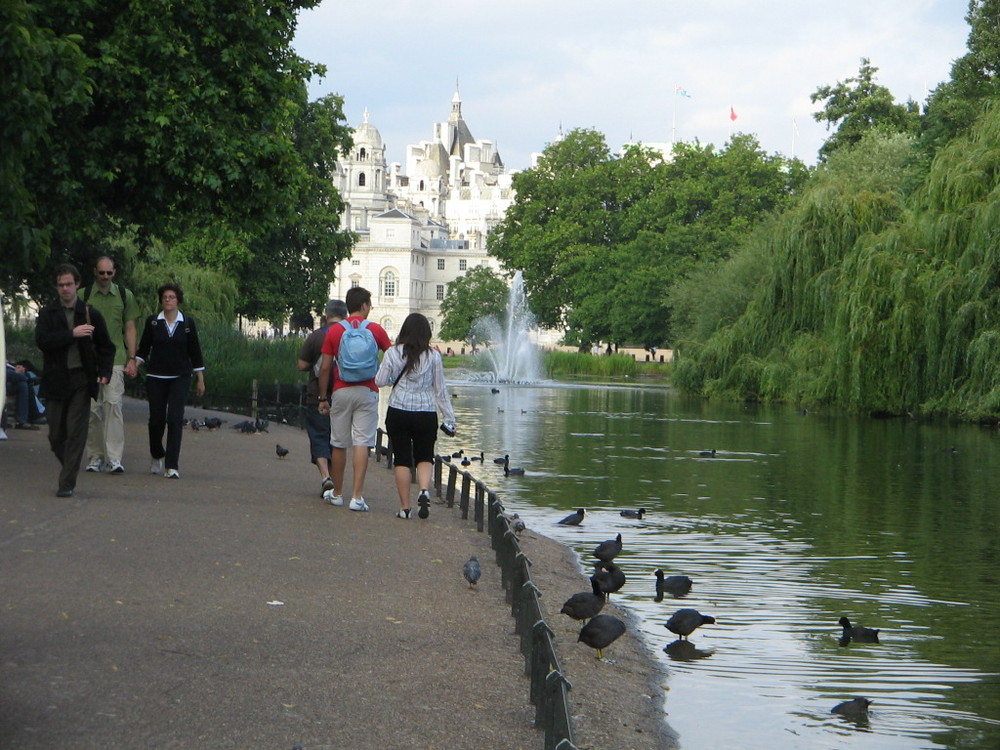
329,386,379,448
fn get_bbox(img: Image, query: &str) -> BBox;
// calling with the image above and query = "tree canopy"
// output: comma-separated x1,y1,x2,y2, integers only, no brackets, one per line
489,129,806,349
438,265,509,342
1,0,353,322
810,58,920,161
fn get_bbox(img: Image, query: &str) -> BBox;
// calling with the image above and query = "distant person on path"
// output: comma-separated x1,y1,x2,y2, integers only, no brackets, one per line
297,299,347,497
35,263,115,497
80,256,140,474
375,313,456,519
316,287,391,512
136,284,206,479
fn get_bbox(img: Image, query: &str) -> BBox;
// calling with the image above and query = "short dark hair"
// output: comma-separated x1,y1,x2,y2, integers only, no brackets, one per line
94,255,115,269
157,283,184,305
54,263,81,284
325,299,348,320
345,287,370,314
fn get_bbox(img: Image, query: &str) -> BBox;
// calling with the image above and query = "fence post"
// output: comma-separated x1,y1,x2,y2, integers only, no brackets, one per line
251,380,258,422
446,465,457,507
459,472,472,519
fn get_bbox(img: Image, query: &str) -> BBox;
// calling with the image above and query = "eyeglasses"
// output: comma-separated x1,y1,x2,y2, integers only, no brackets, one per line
97,270,114,276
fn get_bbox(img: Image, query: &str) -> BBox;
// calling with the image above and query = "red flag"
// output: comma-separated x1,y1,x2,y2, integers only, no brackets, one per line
730,106,738,122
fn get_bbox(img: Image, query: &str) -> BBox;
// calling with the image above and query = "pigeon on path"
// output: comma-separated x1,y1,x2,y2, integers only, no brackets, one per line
463,555,482,589
276,444,289,459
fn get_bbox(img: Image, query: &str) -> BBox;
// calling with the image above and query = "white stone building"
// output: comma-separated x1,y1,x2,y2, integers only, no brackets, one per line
328,92,514,340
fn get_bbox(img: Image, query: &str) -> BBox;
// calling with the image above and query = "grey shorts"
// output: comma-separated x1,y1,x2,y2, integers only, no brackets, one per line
329,386,379,448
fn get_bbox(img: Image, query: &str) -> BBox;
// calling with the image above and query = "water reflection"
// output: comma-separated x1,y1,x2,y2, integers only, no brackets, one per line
436,381,1000,750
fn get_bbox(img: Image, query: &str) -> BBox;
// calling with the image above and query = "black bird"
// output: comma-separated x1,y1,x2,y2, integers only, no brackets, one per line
839,616,880,643
698,448,717,457
594,561,626,599
620,508,646,519
593,533,623,563
556,508,585,526
452,449,464,459
578,614,627,660
463,555,482,589
275,444,289,459
832,697,872,718
204,416,223,430
461,455,471,466
665,608,716,640
493,454,509,465
440,454,452,463
469,451,485,462
560,577,605,621
491,387,500,394
654,570,693,600
503,457,525,476
190,419,202,431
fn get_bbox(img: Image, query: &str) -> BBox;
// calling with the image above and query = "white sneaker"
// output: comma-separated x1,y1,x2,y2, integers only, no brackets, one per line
348,497,369,512
86,458,103,472
150,458,164,475
323,491,344,506
164,468,180,479
395,508,411,519
108,461,125,474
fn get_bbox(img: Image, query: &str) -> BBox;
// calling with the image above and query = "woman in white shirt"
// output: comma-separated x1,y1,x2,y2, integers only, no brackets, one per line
374,313,456,519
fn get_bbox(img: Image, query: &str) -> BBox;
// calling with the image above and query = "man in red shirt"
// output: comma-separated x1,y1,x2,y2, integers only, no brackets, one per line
316,287,391,512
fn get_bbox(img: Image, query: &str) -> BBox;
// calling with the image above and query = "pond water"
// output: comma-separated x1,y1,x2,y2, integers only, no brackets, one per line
439,381,1000,750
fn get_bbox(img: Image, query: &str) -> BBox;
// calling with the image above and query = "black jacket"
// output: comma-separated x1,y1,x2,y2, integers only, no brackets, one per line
35,299,115,400
136,313,205,377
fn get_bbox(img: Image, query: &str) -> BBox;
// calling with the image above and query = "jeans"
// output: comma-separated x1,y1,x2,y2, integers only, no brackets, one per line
146,375,191,471
6,368,44,425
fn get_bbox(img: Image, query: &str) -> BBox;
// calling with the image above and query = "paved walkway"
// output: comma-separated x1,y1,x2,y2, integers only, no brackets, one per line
0,398,544,749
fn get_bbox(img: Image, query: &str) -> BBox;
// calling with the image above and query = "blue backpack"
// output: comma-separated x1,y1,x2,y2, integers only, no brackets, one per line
337,319,379,382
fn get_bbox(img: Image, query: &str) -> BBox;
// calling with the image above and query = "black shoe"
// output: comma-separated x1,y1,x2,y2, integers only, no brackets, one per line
417,490,431,519
56,488,74,498
30,417,47,425
15,423,40,431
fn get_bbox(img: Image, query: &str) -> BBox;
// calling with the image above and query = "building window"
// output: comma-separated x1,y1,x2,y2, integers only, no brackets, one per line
437,258,445,270
359,147,367,160
436,284,445,300
358,172,366,187
350,279,360,289
382,271,397,297
386,229,395,240
351,259,360,266
459,259,467,271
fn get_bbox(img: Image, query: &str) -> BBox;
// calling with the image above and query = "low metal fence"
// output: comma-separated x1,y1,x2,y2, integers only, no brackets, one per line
374,429,577,750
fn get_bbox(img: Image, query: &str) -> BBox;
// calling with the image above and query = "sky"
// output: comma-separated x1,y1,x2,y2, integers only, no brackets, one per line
292,1,971,171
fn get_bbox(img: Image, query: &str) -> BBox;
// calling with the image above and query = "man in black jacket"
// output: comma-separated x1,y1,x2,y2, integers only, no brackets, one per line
35,263,115,497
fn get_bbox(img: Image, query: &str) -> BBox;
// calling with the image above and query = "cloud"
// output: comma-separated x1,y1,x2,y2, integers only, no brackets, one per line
293,0,969,168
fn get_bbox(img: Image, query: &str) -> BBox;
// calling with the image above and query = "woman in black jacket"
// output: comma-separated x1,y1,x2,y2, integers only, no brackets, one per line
136,284,206,478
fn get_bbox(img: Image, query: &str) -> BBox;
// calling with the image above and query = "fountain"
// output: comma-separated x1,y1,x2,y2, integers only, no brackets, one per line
474,271,542,383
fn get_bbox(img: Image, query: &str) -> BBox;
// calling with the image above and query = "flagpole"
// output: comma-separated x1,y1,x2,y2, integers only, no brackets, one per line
671,84,676,146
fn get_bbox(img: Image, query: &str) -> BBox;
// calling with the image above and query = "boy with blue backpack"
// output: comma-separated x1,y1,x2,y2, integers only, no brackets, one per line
316,287,392,512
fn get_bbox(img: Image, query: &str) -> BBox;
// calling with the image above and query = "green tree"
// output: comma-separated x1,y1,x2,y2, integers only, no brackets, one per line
490,130,806,348
811,58,920,160
2,0,327,301
922,0,1000,153
0,0,91,302
237,92,355,325
439,266,509,342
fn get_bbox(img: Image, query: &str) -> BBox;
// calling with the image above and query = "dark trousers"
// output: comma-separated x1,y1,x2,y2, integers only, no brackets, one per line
384,407,437,468
46,369,91,492
146,375,191,471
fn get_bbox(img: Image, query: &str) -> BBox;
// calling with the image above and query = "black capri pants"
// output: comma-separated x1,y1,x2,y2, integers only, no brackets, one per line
384,406,438,468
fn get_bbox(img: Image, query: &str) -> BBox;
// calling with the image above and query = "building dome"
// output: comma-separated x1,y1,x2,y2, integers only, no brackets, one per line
353,108,383,148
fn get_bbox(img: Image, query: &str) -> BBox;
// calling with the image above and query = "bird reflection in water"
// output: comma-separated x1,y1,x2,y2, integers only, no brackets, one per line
663,639,714,661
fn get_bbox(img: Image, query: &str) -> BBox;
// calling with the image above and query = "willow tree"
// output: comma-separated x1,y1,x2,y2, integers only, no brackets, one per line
674,104,1000,420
